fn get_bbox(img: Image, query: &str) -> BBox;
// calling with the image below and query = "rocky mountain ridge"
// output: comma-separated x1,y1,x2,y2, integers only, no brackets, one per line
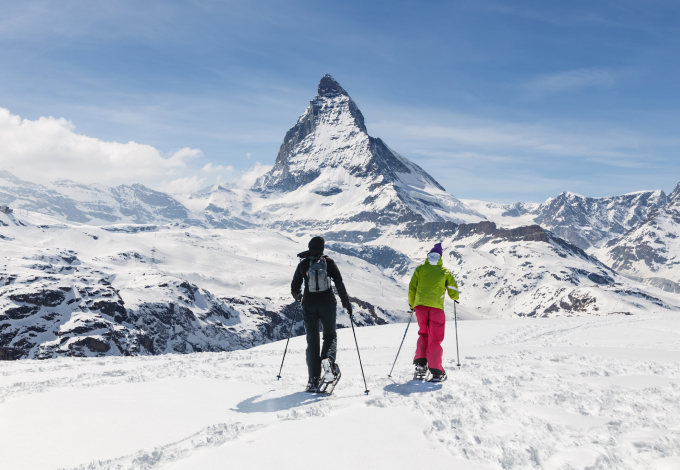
464,189,669,250
595,184,680,293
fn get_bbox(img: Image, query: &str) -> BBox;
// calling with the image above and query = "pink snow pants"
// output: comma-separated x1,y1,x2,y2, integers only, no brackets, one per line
413,305,445,371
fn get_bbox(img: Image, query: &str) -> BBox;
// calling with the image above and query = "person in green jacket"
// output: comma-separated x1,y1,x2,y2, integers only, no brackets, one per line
408,243,459,382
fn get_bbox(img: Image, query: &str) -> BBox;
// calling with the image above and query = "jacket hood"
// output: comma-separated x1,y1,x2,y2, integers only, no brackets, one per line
297,249,324,258
425,255,444,266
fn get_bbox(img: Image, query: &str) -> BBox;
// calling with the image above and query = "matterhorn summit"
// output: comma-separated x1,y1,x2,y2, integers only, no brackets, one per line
252,74,483,233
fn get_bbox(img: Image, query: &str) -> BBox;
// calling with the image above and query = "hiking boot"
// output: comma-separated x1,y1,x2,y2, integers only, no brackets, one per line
321,358,337,381
414,358,428,379
415,364,428,375
428,368,447,383
306,377,320,392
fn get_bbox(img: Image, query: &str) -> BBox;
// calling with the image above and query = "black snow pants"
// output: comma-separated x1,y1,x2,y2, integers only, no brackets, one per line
303,301,337,380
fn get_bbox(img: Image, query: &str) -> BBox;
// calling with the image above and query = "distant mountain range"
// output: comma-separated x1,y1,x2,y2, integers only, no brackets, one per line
463,190,669,250
595,183,680,293
0,170,198,226
1,74,679,360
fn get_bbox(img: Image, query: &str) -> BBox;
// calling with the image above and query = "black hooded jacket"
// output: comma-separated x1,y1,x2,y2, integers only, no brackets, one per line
291,254,351,310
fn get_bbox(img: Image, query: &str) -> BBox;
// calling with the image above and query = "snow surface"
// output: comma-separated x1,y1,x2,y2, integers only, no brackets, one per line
2,312,680,469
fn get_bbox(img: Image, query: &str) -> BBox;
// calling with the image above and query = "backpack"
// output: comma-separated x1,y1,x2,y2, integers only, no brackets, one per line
306,256,331,292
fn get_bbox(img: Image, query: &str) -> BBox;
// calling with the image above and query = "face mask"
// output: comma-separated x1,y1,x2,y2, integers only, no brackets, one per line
427,252,441,263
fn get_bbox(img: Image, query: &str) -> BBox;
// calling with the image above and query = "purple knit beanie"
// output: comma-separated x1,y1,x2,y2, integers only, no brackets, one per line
428,243,443,256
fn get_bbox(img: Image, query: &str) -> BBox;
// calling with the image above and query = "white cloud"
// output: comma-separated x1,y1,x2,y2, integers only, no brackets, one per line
157,176,206,194
370,110,641,160
202,163,234,172
0,107,202,185
233,162,272,189
524,68,615,97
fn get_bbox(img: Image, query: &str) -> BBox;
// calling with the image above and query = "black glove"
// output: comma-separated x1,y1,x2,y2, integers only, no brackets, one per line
293,291,302,302
345,304,353,316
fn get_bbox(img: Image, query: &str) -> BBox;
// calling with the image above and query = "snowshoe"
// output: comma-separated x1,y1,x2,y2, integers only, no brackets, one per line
305,377,320,393
413,359,428,380
414,365,428,380
321,358,335,382
427,369,447,383
316,362,341,395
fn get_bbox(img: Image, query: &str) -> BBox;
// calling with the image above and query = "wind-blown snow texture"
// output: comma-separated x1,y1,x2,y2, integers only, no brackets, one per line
2,315,680,470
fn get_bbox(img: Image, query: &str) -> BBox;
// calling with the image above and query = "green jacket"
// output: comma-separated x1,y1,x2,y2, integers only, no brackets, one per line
408,256,459,310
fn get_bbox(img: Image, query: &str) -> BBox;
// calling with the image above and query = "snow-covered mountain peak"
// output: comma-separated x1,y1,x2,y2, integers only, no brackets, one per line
317,73,349,98
559,191,585,200
251,75,484,228
469,188,670,250
670,181,680,202
0,170,200,226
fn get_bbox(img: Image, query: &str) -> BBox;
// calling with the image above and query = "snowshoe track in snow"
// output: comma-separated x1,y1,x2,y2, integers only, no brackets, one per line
2,314,680,470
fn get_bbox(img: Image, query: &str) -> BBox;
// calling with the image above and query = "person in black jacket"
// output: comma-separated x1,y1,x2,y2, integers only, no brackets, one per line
291,236,352,392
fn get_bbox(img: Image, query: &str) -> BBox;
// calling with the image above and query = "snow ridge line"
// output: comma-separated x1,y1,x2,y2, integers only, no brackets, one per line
61,421,263,470
485,315,654,347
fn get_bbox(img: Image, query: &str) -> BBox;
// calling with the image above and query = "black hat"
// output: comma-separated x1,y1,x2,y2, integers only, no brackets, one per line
297,236,325,258
308,236,324,252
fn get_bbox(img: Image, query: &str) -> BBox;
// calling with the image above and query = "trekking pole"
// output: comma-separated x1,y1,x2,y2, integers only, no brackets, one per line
276,301,300,380
387,309,414,377
349,314,370,395
454,300,461,368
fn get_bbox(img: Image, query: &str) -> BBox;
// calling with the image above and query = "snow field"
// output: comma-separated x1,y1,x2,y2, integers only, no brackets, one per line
2,312,679,470
1,210,408,314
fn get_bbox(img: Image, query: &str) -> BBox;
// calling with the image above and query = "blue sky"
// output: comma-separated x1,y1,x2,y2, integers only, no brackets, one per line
0,0,679,202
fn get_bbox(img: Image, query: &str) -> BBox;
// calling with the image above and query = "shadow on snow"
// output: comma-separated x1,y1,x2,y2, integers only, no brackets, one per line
233,392,324,413
383,380,442,395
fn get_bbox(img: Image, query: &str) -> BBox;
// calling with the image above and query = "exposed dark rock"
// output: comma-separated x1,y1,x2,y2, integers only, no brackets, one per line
397,221,458,240
327,243,413,276
8,289,66,307
70,336,111,353
0,347,15,361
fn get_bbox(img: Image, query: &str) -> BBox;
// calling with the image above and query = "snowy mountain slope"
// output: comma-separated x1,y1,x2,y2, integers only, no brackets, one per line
0,210,408,360
351,221,680,318
4,203,676,361
0,170,200,226
249,74,484,233
670,181,680,202
463,189,668,250
596,185,680,294
176,184,255,229
2,313,680,470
